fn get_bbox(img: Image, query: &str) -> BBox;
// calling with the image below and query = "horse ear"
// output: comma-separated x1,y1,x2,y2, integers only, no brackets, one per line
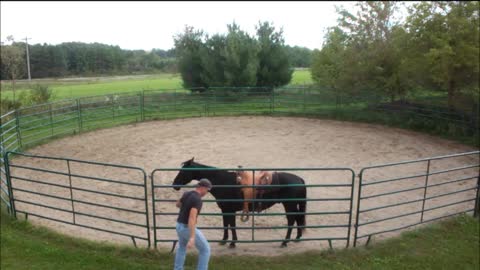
191,157,195,161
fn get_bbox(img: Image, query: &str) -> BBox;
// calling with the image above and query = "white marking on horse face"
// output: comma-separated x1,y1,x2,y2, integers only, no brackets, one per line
236,175,242,183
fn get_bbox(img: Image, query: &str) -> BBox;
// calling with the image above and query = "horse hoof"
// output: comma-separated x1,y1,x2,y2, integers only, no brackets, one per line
229,243,236,249
281,243,288,248
293,239,301,243
218,241,227,246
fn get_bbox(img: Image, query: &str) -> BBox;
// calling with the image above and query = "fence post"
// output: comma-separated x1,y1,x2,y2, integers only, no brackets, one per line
353,170,364,247
76,99,83,132
151,171,157,249
140,91,145,122
142,171,151,248
14,111,22,150
76,98,82,133
112,96,115,121
346,170,355,248
303,88,306,113
173,90,177,113
474,175,480,218
420,159,431,223
213,89,217,116
204,90,209,117
4,152,16,218
0,148,11,215
49,104,54,136
251,170,255,242
0,119,4,149
66,160,76,224
271,89,275,114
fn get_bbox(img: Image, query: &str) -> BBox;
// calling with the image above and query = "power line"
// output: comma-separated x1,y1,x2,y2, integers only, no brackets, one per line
24,37,32,81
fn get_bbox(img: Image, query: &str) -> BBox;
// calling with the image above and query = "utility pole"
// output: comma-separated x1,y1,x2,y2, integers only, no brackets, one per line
24,37,31,81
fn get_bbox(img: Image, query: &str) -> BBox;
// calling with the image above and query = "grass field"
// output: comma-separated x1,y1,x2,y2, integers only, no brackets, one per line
0,70,313,101
1,209,478,270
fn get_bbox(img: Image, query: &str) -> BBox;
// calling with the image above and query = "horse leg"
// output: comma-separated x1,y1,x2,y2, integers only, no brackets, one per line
230,215,238,248
281,203,297,248
294,189,307,242
294,200,306,242
219,213,229,245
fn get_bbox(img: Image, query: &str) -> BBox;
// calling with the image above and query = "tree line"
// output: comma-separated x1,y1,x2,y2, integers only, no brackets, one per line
311,1,479,110
0,41,177,80
0,38,312,82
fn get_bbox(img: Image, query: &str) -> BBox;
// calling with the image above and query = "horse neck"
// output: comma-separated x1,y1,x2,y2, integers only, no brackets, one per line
191,169,220,183
192,169,239,198
192,169,237,185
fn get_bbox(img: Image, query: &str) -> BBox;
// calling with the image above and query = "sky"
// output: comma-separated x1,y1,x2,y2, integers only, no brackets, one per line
1,1,361,51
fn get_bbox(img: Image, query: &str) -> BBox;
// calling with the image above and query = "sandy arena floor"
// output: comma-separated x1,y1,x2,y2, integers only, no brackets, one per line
8,116,479,256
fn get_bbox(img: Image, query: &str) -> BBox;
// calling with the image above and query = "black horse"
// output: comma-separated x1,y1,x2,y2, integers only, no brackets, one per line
172,157,307,247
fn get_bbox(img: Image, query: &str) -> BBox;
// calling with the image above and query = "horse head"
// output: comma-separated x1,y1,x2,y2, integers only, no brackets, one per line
172,157,195,190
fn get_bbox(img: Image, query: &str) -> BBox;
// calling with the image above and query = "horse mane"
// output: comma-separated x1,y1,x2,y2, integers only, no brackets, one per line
189,161,238,184
190,161,216,168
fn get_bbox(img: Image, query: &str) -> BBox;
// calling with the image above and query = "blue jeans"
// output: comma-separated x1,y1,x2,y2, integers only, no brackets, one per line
174,222,211,270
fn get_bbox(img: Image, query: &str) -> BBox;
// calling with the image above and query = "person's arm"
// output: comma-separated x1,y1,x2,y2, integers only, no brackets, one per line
187,207,198,248
176,192,186,208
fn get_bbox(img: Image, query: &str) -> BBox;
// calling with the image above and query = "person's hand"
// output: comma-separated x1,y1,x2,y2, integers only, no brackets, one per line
187,237,195,249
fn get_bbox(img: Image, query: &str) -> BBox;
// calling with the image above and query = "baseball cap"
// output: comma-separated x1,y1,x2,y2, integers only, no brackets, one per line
197,178,212,191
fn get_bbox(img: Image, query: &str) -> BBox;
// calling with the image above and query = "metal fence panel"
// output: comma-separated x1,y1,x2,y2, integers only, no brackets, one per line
354,151,480,247
151,167,355,249
5,151,150,247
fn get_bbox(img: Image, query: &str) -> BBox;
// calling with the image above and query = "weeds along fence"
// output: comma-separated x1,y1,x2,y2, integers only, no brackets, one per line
0,87,479,249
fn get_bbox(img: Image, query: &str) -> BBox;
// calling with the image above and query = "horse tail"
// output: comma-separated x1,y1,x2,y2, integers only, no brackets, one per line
298,199,307,234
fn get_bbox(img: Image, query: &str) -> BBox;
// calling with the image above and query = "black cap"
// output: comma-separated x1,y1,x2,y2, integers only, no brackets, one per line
197,178,212,190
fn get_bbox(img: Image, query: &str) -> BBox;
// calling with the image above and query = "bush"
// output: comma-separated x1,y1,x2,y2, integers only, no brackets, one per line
0,98,22,114
29,84,55,104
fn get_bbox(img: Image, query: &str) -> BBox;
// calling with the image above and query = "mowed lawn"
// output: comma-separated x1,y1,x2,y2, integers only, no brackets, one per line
0,70,313,101
1,210,478,270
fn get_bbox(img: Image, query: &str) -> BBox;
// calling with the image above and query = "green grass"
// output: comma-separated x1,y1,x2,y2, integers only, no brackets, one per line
1,209,478,270
0,70,312,101
289,69,313,85
0,73,184,101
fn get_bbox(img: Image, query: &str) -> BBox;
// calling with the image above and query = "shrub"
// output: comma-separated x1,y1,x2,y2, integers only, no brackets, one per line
29,84,55,104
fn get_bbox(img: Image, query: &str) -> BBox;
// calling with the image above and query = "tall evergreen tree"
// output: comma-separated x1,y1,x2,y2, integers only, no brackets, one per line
255,21,292,87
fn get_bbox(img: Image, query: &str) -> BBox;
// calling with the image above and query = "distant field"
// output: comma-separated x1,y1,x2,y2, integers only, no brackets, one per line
0,70,313,101
0,73,184,100
289,69,313,85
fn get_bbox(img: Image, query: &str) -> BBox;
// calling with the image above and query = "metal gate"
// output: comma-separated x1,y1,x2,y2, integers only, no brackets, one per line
151,167,355,249
354,151,480,247
5,152,151,247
